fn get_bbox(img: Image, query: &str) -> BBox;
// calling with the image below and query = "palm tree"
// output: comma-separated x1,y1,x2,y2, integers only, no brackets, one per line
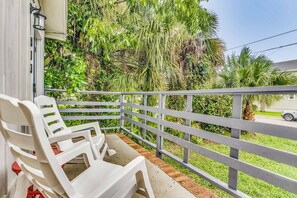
49,0,226,93
219,47,297,121
258,95,282,112
107,0,225,92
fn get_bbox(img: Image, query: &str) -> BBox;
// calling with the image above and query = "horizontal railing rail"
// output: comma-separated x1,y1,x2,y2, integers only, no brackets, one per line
46,85,297,95
45,86,297,198
121,85,297,95
45,89,121,130
45,88,121,95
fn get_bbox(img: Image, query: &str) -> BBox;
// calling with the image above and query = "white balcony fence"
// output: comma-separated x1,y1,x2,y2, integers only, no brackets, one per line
45,86,297,198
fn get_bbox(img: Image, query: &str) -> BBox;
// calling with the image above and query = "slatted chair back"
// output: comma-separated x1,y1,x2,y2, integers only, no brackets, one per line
34,95,73,151
0,94,76,197
34,95,67,136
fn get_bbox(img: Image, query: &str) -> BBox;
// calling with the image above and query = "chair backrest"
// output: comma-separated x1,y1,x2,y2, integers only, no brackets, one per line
34,95,67,136
34,95,73,151
0,94,75,197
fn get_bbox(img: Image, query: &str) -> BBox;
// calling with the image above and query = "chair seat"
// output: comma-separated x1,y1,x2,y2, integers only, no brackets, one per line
71,160,137,196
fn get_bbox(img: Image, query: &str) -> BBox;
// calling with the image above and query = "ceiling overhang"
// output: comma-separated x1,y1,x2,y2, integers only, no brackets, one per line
40,0,68,41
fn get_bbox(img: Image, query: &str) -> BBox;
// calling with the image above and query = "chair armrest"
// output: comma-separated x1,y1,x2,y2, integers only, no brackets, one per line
86,156,154,198
48,131,92,144
48,131,99,160
55,141,95,166
68,122,102,136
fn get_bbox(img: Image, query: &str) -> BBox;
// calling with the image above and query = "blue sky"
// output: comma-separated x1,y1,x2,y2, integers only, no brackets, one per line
201,0,297,63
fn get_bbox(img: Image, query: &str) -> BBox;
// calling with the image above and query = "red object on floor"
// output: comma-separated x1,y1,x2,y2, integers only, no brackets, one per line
11,147,63,198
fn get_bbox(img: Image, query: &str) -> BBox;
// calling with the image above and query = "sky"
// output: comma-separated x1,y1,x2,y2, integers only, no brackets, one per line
201,0,297,63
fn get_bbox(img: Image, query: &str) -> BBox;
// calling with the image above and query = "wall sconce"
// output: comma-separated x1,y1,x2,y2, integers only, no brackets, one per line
30,3,46,31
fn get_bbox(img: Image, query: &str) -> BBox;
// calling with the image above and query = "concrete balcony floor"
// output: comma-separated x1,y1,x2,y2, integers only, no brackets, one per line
64,134,215,198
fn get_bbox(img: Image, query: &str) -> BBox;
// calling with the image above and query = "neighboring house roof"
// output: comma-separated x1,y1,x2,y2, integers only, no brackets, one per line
274,59,297,72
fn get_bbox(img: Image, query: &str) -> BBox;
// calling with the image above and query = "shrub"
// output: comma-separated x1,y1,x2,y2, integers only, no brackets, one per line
193,95,232,135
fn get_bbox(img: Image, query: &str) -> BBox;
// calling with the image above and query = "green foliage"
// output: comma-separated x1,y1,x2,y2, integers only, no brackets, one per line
44,0,228,135
219,47,297,91
193,95,232,134
183,56,213,90
44,41,87,93
219,47,297,120
43,3,297,197
45,0,225,93
162,133,297,198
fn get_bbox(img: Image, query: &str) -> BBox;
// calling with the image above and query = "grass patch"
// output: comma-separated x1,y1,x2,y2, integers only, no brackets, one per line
161,133,297,198
127,127,297,197
254,111,281,118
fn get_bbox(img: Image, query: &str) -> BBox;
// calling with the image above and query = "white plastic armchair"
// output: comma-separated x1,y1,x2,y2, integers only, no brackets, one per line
0,94,155,198
34,95,116,159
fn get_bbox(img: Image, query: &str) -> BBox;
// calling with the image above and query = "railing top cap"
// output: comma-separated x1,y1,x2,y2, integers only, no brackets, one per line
44,89,122,95
45,85,297,96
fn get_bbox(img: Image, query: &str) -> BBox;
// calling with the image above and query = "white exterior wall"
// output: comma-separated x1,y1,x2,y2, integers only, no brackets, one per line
0,0,37,196
0,0,65,196
265,71,297,112
266,95,297,112
256,64,297,112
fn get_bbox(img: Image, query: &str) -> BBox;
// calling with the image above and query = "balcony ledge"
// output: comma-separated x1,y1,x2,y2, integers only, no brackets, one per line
64,134,216,198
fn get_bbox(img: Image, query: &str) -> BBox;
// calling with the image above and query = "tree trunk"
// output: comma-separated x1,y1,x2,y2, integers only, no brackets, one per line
243,101,254,121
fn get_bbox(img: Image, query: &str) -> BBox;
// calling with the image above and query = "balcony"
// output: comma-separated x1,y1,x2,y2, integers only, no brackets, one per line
64,134,213,198
45,86,297,197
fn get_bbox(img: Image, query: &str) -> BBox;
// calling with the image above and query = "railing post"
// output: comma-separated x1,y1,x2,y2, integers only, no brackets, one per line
130,95,134,133
142,94,148,139
183,95,192,163
120,94,125,133
156,93,166,159
228,94,243,190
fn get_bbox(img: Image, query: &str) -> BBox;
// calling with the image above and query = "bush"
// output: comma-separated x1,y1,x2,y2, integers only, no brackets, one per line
193,95,232,135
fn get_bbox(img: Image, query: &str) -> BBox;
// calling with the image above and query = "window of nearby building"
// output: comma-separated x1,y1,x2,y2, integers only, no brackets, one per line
288,94,295,100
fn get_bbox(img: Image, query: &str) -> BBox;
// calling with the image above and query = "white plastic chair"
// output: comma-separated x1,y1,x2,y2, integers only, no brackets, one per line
34,95,116,159
0,94,155,198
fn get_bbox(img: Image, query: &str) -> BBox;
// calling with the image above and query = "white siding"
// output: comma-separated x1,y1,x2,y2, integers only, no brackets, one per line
0,0,33,196
266,95,297,112
0,0,61,195
0,0,6,196
267,61,297,112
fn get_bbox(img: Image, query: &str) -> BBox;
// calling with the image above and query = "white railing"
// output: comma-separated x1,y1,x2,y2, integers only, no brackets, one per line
45,86,297,198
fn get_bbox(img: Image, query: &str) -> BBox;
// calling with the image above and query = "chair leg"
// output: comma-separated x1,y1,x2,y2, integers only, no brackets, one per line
105,140,116,156
13,172,31,198
100,143,116,159
107,146,116,157
135,168,154,198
